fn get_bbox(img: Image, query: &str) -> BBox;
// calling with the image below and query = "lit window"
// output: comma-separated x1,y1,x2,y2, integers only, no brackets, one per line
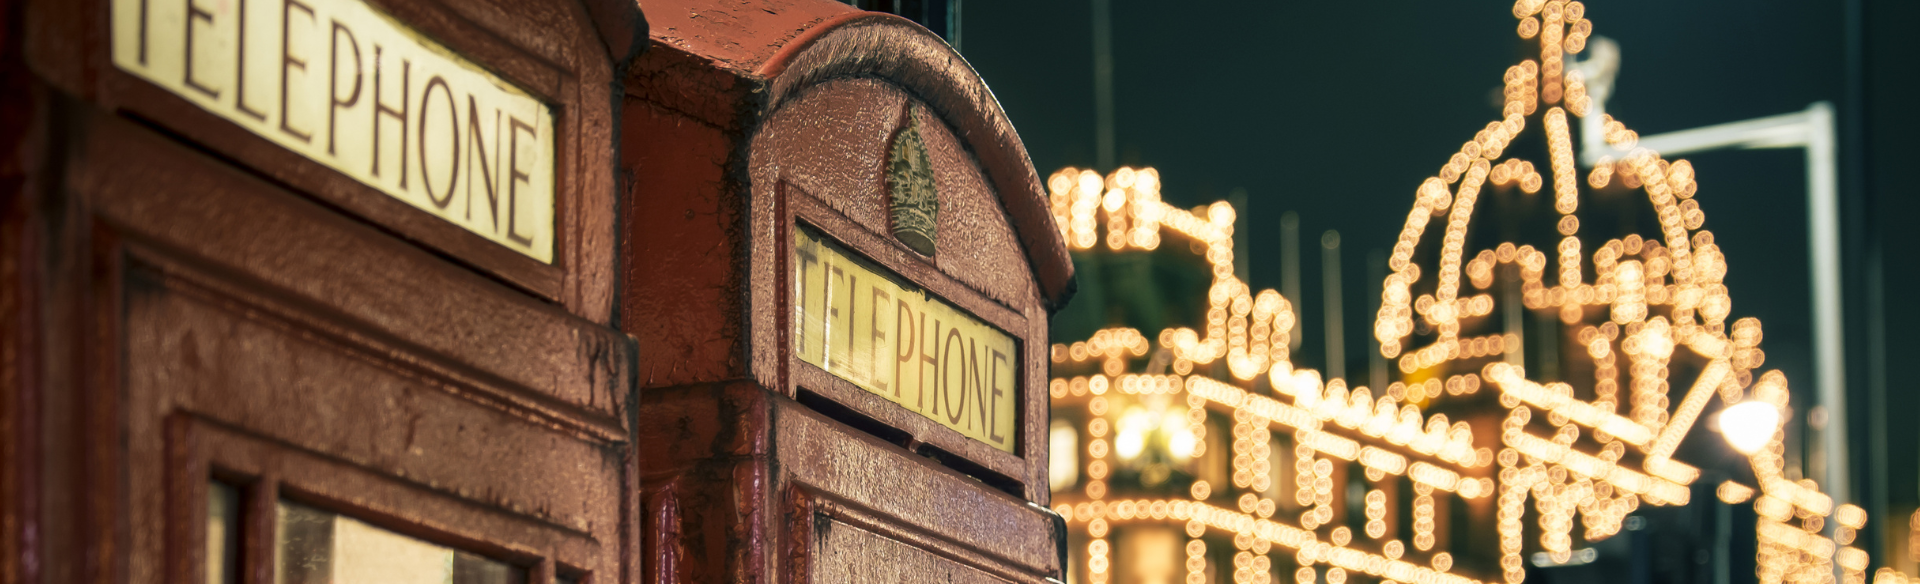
1051,419,1080,492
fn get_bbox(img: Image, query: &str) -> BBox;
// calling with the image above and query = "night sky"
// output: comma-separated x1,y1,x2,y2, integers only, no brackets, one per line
960,1,1920,500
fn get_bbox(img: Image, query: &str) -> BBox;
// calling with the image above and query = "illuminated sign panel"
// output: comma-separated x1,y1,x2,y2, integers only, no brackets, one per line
111,0,556,263
794,228,1018,453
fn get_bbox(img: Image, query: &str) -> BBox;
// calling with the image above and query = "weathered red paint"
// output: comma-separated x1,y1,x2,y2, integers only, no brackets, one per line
620,2,1073,584
0,0,648,582
2,0,1073,580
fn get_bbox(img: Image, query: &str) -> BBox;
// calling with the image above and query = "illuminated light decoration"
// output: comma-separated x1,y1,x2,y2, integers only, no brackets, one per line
1718,400,1783,456
1413,483,1439,551
1483,364,1651,445
1049,173,1496,584
1059,354,1498,482
1361,2,1914,584
1718,481,1756,505
1336,4,1920,584
1189,538,1210,584
1051,6,1910,580
1049,166,1292,381
1365,489,1389,539
1066,498,1489,584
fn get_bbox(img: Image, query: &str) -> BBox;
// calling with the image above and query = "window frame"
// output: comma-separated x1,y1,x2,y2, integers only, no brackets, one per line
172,417,595,584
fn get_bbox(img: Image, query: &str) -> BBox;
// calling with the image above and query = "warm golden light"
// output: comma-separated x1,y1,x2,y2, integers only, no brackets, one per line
1047,4,1906,584
1718,401,1781,455
1047,169,1494,583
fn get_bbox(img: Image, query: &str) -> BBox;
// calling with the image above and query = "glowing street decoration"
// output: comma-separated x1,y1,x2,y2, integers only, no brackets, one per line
1048,177,1497,584
1048,167,1291,381
1048,3,1911,584
1374,2,1886,583
1720,401,1783,455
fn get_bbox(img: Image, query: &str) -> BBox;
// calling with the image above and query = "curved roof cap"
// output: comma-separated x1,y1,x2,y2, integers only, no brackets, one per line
642,0,1076,308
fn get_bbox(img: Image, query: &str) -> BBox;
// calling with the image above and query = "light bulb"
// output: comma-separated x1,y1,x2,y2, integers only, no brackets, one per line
1169,428,1197,460
1116,407,1152,460
1115,428,1146,460
1717,401,1781,455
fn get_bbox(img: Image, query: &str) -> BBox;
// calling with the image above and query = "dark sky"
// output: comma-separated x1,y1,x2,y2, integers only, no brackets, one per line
962,0,1842,394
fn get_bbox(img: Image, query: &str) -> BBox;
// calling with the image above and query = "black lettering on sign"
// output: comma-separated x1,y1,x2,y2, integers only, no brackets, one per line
235,0,269,121
869,287,890,392
464,95,499,226
279,0,315,142
183,0,219,98
894,300,913,398
941,327,966,425
969,338,988,432
326,19,361,155
111,0,558,263
418,75,457,208
505,116,536,246
917,315,938,410
136,0,150,64
370,45,409,188
792,229,1019,452
989,349,1007,443
843,272,859,372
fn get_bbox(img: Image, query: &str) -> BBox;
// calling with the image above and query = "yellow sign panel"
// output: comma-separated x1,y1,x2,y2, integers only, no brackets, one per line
111,0,556,263
795,229,1019,453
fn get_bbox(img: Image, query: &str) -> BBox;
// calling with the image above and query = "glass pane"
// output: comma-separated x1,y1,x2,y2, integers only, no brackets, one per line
207,481,241,584
277,502,334,584
453,552,527,584
275,501,527,584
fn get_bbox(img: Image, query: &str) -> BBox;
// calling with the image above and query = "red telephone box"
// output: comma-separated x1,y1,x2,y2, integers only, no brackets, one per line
619,2,1075,583
1,0,646,581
